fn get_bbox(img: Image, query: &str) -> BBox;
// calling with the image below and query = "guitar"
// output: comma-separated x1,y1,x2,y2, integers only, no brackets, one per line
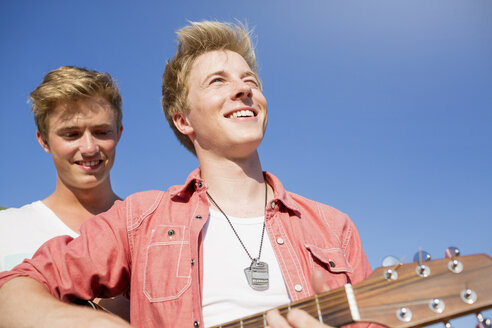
212,253,492,327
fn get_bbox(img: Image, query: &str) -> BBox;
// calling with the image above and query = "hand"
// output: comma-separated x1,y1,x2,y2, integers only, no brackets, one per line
265,269,334,328
0,277,131,328
265,308,335,328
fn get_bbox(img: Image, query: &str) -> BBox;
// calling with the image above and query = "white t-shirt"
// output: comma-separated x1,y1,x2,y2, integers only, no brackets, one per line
0,201,78,271
201,209,291,327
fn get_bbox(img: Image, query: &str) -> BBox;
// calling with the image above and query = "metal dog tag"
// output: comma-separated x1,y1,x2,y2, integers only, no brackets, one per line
244,260,269,291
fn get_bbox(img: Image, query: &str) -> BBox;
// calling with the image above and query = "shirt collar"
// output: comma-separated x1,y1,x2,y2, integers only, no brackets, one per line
169,168,301,215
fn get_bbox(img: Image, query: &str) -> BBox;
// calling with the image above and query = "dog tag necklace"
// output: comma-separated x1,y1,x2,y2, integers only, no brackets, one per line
206,181,269,291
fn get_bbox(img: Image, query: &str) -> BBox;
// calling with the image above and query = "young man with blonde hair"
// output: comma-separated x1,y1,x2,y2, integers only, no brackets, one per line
0,23,377,328
0,66,129,319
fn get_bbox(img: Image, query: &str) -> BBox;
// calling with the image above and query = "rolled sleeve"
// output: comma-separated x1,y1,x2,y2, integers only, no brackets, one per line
0,200,130,302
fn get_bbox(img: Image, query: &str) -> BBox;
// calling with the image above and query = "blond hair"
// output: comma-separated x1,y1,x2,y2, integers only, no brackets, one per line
162,20,260,154
30,66,122,138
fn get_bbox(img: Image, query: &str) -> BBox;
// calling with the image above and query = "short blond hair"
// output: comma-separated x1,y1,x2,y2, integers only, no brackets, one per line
30,66,122,139
162,20,260,154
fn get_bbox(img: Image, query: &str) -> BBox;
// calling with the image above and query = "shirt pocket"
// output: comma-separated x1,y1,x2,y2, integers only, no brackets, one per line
305,244,353,283
144,225,192,302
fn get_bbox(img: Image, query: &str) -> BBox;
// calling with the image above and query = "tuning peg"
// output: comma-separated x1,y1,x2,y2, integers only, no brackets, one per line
445,246,460,258
382,255,399,267
381,255,404,281
446,246,463,273
413,250,431,263
476,313,492,328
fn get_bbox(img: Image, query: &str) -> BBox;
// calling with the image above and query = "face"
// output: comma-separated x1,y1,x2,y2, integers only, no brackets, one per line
37,96,123,191
174,50,268,159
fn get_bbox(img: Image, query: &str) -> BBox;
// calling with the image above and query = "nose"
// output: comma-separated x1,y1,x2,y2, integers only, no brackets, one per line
79,131,99,155
231,80,253,101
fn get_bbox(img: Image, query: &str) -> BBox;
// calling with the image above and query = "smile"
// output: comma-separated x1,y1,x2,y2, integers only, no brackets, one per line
75,160,102,167
226,109,256,119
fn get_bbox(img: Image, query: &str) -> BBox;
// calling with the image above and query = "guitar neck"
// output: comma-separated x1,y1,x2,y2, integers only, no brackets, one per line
212,286,355,328
212,254,492,328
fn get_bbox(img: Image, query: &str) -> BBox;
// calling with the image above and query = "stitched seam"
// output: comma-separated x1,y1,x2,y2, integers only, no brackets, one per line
128,192,164,231
143,225,192,302
341,220,352,251
176,226,191,279
266,219,293,295
316,203,341,246
276,217,310,299
127,198,134,260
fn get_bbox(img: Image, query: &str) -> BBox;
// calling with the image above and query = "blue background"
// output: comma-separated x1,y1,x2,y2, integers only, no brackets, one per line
1,1,491,326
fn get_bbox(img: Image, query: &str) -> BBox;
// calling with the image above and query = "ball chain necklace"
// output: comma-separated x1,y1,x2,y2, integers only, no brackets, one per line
205,180,269,291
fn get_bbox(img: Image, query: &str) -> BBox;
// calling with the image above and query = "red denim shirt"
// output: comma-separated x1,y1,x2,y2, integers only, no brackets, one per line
0,169,375,327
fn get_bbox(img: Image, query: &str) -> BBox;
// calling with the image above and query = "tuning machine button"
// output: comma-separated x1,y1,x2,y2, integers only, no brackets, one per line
476,313,492,328
445,246,463,273
445,246,460,258
382,255,404,281
413,249,431,277
382,255,399,267
413,250,431,263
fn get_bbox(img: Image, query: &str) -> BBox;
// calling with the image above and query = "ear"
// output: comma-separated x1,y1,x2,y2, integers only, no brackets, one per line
36,130,51,153
117,124,123,142
173,112,194,136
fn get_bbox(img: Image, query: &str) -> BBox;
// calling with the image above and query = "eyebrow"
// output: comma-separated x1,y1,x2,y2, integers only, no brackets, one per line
55,123,113,132
202,70,258,83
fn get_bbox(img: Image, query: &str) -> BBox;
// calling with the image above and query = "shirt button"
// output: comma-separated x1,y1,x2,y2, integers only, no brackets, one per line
294,284,303,292
194,321,200,327
329,260,336,268
168,229,175,236
195,215,202,220
197,182,203,188
270,201,276,209
276,238,284,245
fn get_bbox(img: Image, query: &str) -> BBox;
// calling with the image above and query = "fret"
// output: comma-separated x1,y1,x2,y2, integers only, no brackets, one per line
210,254,492,328
315,294,323,323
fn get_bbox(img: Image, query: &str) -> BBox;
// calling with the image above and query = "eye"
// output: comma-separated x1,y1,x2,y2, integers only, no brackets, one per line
95,130,110,136
209,77,225,85
61,131,81,139
244,78,259,88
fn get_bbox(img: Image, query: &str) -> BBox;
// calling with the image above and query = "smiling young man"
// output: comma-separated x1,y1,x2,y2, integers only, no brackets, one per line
0,23,377,328
0,66,129,319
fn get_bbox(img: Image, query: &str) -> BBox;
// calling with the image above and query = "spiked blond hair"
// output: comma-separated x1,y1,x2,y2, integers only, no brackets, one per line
30,66,122,139
162,20,260,154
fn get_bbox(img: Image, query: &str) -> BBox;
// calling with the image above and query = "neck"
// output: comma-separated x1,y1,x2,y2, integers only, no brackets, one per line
198,151,271,218
43,177,119,232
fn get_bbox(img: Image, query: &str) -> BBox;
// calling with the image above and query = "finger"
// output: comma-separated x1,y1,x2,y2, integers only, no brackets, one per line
266,308,291,328
287,308,333,328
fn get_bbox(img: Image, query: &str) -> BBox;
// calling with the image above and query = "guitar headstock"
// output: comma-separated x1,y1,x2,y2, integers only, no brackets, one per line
353,253,492,327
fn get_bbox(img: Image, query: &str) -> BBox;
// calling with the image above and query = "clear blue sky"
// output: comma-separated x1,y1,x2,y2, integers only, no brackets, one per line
1,1,491,326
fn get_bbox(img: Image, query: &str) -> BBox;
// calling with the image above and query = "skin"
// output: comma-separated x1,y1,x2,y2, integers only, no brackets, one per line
36,96,130,319
36,96,123,232
173,50,271,218
174,50,335,328
0,52,334,327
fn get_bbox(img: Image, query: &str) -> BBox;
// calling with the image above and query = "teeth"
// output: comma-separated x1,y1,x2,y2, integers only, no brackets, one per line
79,160,100,167
228,109,254,118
